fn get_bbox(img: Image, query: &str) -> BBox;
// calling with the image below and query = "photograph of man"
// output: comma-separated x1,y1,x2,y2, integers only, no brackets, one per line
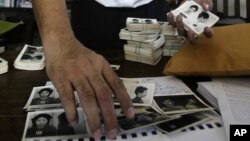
192,11,210,33
132,86,148,103
184,5,199,15
31,87,60,105
26,113,57,137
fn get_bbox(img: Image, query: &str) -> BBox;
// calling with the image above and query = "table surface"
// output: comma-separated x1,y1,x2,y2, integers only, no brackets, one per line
0,45,209,140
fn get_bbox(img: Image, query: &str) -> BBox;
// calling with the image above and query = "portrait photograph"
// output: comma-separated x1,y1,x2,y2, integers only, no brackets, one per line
20,45,44,63
24,86,61,111
114,83,155,106
23,108,89,140
153,94,212,114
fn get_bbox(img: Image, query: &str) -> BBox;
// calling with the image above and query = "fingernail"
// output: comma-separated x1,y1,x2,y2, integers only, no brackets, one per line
107,128,117,139
93,129,101,140
70,120,78,127
127,107,134,118
203,3,209,10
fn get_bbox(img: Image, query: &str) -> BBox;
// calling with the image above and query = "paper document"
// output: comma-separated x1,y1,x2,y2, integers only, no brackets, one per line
213,77,250,140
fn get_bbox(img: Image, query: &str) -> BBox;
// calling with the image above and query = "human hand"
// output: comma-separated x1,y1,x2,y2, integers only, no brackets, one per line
44,37,134,139
167,0,214,43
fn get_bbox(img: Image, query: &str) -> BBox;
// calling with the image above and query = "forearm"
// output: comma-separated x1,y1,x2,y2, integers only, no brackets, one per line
31,0,74,50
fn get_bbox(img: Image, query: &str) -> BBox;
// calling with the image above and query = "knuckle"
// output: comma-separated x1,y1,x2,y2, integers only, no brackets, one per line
81,90,96,101
97,88,112,103
112,78,125,91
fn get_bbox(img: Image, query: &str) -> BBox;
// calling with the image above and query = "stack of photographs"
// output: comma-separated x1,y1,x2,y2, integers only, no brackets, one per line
14,44,45,70
22,76,217,140
159,22,185,56
0,57,8,74
171,0,219,35
119,17,164,65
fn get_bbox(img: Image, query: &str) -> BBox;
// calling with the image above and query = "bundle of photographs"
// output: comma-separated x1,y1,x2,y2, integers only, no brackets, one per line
22,76,218,141
0,57,8,74
171,0,219,35
14,44,45,70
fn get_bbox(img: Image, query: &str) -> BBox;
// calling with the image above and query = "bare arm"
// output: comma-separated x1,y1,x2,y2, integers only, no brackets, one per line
31,0,134,139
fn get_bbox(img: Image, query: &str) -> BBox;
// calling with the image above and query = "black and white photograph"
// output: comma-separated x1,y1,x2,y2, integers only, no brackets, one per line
30,87,60,105
20,45,44,63
22,108,89,140
118,83,155,106
153,94,212,114
14,44,45,70
171,0,219,35
0,57,8,74
118,112,174,132
24,86,61,110
156,113,211,134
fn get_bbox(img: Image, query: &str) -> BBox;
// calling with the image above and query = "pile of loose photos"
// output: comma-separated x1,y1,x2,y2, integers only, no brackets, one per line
14,44,45,70
22,76,217,141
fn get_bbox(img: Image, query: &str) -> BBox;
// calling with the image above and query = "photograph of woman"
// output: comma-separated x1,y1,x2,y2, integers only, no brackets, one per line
26,113,57,137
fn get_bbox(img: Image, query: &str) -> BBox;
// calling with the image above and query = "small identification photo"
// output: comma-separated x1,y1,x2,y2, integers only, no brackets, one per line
20,45,44,63
22,108,89,140
24,86,61,110
123,83,155,106
153,94,212,114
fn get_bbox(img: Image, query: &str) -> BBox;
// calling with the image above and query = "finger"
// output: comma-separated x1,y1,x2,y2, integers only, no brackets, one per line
84,63,117,139
72,75,102,139
204,27,214,38
187,30,197,44
176,15,186,36
102,62,134,119
197,0,213,11
167,12,176,27
54,80,78,126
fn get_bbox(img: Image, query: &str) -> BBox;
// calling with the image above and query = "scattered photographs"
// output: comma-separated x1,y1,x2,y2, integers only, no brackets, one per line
22,108,89,140
22,76,218,140
171,0,219,35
